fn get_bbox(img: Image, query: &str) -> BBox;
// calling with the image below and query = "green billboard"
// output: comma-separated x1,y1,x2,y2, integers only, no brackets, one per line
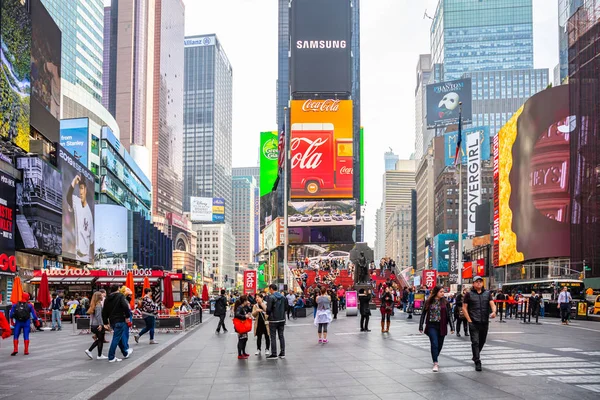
259,131,279,196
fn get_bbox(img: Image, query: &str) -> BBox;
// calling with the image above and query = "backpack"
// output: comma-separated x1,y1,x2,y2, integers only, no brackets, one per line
14,302,30,322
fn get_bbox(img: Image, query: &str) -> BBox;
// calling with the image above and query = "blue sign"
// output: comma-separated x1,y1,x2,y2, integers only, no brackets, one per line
212,197,225,223
444,126,490,166
60,118,89,168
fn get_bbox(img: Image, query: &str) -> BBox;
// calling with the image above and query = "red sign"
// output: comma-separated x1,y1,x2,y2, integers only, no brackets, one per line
422,270,437,290
463,262,473,279
243,270,257,295
475,259,485,277
0,253,16,274
33,268,175,278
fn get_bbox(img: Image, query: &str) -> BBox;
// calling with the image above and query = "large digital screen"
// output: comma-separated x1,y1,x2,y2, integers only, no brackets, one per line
259,131,279,197
494,85,571,266
426,78,472,129
0,171,16,269
288,200,356,227
190,197,225,223
288,243,353,268
15,157,62,255
444,126,490,166
290,99,353,199
290,0,351,94
288,226,355,244
60,118,90,168
94,204,129,270
58,145,95,264
0,0,31,151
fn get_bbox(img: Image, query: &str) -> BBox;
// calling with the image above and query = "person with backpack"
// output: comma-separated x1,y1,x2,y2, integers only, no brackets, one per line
9,293,39,356
134,288,159,345
214,289,229,334
266,284,286,359
50,292,64,331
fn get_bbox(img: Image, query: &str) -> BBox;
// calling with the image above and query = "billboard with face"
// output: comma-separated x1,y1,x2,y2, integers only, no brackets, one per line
0,0,31,151
426,78,472,129
94,204,129,270
493,85,571,266
58,145,95,264
60,118,90,168
290,0,351,94
290,99,353,199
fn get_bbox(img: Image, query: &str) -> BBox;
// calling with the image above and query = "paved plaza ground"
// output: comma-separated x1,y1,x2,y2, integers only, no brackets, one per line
1,311,599,400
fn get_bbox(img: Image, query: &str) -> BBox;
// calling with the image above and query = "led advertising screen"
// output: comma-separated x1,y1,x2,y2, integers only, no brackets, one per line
15,157,62,255
30,0,61,142
288,226,355,244
288,200,355,227
94,204,129,270
290,99,353,199
426,78,472,129
444,126,490,166
289,243,353,269
0,171,16,274
494,85,571,267
60,118,90,168
190,197,225,223
0,0,31,151
259,131,279,197
58,145,95,264
290,0,351,94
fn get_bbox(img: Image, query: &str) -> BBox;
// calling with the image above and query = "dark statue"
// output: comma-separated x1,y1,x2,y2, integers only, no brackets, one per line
350,243,374,284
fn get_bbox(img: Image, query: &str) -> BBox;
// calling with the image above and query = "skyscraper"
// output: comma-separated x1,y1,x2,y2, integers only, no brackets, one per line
414,54,432,161
384,150,399,172
232,175,257,267
183,34,233,225
383,160,416,257
558,0,583,84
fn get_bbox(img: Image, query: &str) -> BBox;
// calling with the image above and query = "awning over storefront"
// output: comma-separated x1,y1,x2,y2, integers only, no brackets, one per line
95,277,160,285
28,276,95,285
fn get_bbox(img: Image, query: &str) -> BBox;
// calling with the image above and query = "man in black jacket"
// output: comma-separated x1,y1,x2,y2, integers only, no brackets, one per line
462,277,497,371
266,284,286,359
102,285,133,362
214,290,228,334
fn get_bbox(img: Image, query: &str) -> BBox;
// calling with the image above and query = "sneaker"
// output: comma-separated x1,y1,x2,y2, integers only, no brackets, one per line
85,350,93,359
322,339,328,344
237,355,246,360
216,330,220,334
124,348,133,359
475,361,482,372
266,355,278,360
265,349,271,356
58,327,62,331
223,329,228,333
134,335,140,343
97,355,108,360
149,340,159,344
108,357,122,363
255,350,261,356
50,328,56,331
432,363,439,372
278,354,286,359
318,339,323,343
243,354,250,359
456,333,461,337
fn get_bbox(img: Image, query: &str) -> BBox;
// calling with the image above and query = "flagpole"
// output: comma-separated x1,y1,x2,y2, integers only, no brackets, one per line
457,102,464,291
283,107,289,289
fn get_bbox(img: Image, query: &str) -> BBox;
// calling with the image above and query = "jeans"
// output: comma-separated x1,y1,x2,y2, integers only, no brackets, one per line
468,322,489,363
560,303,570,322
427,326,445,363
540,307,545,318
269,321,286,356
313,306,317,318
139,316,155,340
216,314,227,332
52,309,62,329
108,321,129,360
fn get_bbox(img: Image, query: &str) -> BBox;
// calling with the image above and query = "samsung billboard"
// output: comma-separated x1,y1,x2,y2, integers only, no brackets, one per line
290,0,352,94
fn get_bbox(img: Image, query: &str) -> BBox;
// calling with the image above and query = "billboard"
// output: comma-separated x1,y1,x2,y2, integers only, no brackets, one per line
422,270,437,290
190,197,225,223
467,130,482,237
0,0,31,151
94,204,129,270
290,0,351,94
290,99,353,199
494,85,571,267
0,171,16,274
444,126,490,166
30,0,61,142
288,226,355,244
426,78,472,129
288,200,355,227
60,118,90,168
432,233,457,273
288,243,353,268
448,241,458,284
259,131,279,197
15,157,62,255
243,270,257,295
58,145,95,264
262,217,285,251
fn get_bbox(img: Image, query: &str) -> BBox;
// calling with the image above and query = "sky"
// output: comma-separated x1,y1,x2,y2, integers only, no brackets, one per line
177,0,559,246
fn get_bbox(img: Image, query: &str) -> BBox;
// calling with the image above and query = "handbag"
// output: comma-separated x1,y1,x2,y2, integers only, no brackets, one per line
233,318,252,334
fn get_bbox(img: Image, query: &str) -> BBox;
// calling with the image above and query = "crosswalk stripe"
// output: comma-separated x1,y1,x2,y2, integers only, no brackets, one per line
413,366,474,374
486,362,600,371
576,384,600,393
449,353,556,361
578,351,600,356
549,376,600,383
553,347,583,352
503,368,600,377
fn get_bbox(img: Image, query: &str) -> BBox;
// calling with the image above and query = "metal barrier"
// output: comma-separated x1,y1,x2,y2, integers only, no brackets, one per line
76,310,204,334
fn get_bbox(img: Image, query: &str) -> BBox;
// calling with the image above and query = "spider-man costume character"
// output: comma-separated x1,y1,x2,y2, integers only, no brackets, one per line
9,293,39,356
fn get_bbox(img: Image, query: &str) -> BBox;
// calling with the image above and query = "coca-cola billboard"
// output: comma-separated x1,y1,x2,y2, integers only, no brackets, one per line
290,100,353,199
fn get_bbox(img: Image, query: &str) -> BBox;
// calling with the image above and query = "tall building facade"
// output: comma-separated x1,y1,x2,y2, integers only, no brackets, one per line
384,150,399,172
102,6,111,110
559,0,583,84
374,205,385,260
232,176,257,267
383,160,416,257
183,34,233,225
415,54,432,160
193,223,236,290
385,205,412,266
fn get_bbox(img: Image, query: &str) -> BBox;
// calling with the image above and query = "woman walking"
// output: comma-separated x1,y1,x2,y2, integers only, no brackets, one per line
314,287,333,343
85,292,107,360
380,286,394,333
135,288,159,345
419,286,455,372
233,295,251,359
251,293,270,356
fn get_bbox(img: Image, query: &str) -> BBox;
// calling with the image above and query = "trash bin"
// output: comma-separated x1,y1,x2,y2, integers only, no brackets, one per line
576,301,588,320
209,299,216,315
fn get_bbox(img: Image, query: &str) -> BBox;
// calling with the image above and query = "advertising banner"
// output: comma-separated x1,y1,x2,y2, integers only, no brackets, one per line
58,145,95,264
444,126,490,166
495,85,571,266
243,270,257,295
345,290,358,316
190,197,213,222
448,241,458,284
263,218,285,251
0,171,16,274
467,130,482,237
290,99,353,199
0,0,31,151
426,78,472,129
60,118,90,168
212,198,225,223
288,226,355,244
432,233,457,273
462,262,473,279
94,204,128,270
288,200,355,226
290,0,351,94
289,243,353,268
423,270,437,290
259,131,279,196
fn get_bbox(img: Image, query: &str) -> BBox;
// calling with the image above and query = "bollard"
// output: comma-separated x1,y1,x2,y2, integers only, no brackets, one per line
72,314,76,333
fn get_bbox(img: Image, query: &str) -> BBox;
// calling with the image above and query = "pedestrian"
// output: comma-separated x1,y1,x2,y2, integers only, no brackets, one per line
315,287,333,343
359,288,372,332
85,292,108,360
407,287,415,319
9,293,40,356
331,289,339,320
252,293,270,356
462,276,497,371
102,284,133,363
539,294,545,318
266,283,286,359
80,294,90,316
557,286,572,325
495,289,506,322
135,288,159,345
286,291,296,320
312,288,318,318
233,295,251,359
419,286,455,372
50,292,64,331
338,286,346,310
454,288,469,337
380,286,394,333
214,289,229,334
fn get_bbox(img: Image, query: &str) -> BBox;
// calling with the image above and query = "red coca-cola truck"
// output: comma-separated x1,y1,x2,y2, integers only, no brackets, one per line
290,123,353,196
